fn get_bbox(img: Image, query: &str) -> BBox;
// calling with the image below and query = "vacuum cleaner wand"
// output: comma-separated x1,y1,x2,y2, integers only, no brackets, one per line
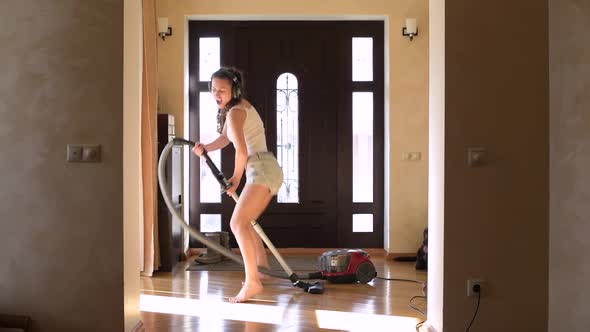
164,138,324,294
202,152,231,193
199,149,324,294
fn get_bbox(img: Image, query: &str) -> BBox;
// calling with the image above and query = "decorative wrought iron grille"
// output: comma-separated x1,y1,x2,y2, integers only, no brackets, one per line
276,73,299,203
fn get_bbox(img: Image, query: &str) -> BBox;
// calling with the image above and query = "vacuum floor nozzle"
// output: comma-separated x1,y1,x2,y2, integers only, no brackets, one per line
306,282,325,294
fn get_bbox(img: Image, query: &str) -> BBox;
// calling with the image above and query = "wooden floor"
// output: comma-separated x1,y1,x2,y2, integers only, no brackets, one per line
140,253,427,332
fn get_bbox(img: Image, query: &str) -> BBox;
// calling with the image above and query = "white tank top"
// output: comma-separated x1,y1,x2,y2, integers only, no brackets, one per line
227,104,268,155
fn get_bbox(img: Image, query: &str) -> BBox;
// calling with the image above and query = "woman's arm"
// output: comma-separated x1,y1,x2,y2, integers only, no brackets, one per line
204,135,230,152
225,107,248,194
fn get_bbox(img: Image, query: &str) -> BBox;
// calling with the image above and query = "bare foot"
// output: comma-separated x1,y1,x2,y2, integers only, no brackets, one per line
242,271,280,286
230,281,263,303
242,266,271,282
258,272,272,280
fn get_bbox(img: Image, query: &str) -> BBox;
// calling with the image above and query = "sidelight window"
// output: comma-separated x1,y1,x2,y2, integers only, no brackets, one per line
276,73,300,203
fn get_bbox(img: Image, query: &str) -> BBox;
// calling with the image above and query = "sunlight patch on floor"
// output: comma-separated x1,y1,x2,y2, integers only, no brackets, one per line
315,309,420,331
139,294,285,325
140,294,421,331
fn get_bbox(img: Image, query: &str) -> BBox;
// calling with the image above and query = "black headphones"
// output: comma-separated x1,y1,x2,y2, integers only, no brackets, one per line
209,69,242,99
230,74,242,99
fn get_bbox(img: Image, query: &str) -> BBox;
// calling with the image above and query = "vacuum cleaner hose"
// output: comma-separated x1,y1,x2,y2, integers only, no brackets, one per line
158,138,323,288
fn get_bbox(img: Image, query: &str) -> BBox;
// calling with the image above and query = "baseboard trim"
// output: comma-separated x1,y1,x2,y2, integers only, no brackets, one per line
130,320,144,332
385,252,417,260
189,247,240,256
418,321,437,332
0,314,32,331
189,247,388,256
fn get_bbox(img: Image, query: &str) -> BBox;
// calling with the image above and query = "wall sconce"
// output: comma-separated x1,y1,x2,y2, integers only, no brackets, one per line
158,17,172,40
402,18,418,41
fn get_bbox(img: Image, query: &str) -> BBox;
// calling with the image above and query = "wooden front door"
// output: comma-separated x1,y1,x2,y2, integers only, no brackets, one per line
189,21,384,248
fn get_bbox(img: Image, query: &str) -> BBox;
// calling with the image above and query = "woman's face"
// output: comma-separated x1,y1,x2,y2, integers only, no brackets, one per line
210,77,233,109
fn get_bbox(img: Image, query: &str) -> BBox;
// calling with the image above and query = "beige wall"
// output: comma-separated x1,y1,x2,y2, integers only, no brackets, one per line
439,0,549,331
155,0,429,253
549,1,590,331
0,1,140,331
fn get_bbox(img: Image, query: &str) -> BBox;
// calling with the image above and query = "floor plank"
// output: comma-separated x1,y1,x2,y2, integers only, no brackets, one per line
140,254,427,332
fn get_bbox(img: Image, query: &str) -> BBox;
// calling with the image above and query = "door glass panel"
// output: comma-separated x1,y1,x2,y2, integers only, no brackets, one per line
276,73,299,203
353,92,373,202
200,214,221,232
353,214,373,233
199,92,221,203
352,37,373,82
199,37,220,82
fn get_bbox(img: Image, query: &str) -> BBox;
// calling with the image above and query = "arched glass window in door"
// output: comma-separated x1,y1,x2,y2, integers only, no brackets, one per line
276,73,299,203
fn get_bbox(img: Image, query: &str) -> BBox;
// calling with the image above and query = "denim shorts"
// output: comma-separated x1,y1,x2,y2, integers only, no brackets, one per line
246,152,283,196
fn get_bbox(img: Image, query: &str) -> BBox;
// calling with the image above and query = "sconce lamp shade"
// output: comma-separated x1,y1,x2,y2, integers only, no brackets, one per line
402,18,418,41
157,17,172,40
405,18,417,35
158,17,169,35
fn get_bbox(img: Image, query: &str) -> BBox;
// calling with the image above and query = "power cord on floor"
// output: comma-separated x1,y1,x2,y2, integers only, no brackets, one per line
376,277,427,331
376,277,483,332
415,320,426,331
465,284,481,332
410,295,427,317
376,276,425,289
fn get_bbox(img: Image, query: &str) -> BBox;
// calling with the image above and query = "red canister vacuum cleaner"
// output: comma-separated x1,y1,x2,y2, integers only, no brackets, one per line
310,249,377,284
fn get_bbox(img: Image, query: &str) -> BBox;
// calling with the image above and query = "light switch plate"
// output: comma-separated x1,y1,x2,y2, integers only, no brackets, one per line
82,145,101,162
67,144,101,163
67,145,83,162
467,147,485,167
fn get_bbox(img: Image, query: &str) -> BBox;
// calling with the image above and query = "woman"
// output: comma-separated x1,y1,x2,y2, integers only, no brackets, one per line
192,67,283,303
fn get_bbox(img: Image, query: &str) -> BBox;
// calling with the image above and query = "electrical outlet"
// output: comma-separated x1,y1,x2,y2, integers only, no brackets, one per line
82,145,101,162
467,279,484,297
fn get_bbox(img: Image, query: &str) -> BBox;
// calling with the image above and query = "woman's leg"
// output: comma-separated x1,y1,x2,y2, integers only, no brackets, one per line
229,183,272,303
251,226,269,269
240,228,271,286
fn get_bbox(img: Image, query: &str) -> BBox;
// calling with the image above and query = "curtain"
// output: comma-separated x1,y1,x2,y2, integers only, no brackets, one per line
140,0,159,276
